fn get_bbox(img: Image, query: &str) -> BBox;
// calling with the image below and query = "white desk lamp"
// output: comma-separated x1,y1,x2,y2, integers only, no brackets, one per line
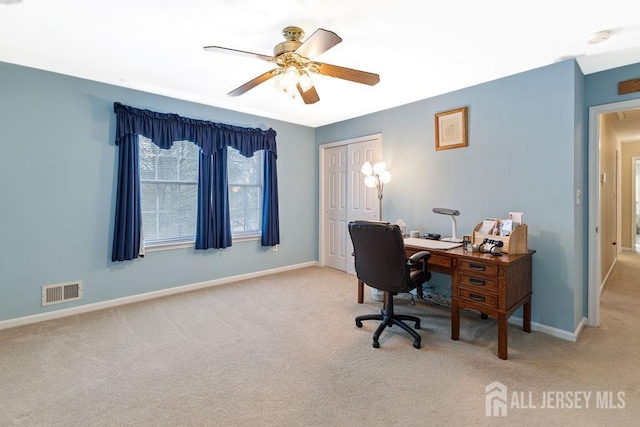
433,207,462,242
361,161,391,221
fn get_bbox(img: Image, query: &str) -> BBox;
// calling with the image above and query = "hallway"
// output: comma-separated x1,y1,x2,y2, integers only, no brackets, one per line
602,250,640,325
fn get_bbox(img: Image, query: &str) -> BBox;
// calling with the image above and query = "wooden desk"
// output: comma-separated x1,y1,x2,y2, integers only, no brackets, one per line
356,243,535,360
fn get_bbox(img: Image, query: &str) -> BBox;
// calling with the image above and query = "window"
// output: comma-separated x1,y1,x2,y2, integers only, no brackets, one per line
139,138,263,246
228,148,263,238
139,137,199,246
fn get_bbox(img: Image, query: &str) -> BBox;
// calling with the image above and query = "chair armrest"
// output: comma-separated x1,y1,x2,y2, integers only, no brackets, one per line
407,250,431,266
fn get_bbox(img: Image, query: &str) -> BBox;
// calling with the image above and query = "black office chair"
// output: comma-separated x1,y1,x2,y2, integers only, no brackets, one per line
348,221,431,349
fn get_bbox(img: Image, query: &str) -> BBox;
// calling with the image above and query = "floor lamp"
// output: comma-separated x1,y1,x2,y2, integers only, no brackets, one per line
360,161,391,302
361,161,391,221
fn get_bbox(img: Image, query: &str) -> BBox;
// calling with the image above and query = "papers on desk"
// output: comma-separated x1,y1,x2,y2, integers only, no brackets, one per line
404,237,463,250
478,218,498,234
478,215,523,237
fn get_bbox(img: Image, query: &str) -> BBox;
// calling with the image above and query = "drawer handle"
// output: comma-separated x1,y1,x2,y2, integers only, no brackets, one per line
469,278,486,286
469,263,486,271
469,294,486,302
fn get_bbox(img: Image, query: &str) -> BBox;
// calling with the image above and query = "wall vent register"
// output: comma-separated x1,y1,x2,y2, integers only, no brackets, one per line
42,281,83,306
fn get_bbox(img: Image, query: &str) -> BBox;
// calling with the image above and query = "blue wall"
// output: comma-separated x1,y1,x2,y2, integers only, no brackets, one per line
585,62,640,108
316,60,583,333
3,58,640,334
0,61,316,322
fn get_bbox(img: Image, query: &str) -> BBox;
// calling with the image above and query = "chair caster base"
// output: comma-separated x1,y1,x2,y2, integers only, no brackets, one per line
355,299,422,349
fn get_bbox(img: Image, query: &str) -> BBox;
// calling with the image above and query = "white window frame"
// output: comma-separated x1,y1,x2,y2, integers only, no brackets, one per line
227,147,263,240
139,138,199,248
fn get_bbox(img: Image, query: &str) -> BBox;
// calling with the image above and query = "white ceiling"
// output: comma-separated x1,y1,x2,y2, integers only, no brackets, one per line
1,0,640,127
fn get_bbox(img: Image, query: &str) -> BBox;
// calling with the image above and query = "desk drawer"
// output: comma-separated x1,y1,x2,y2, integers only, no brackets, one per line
405,249,452,269
458,287,498,308
458,260,498,277
429,253,452,269
459,273,498,292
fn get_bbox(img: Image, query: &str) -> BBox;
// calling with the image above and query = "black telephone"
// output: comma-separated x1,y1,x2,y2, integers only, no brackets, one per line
479,238,504,255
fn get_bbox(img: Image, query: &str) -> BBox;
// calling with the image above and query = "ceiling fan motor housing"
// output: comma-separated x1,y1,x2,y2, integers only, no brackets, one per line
274,26,304,56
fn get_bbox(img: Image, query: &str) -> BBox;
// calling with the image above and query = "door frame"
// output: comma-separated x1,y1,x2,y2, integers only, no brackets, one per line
318,133,382,268
588,98,640,327
632,156,640,252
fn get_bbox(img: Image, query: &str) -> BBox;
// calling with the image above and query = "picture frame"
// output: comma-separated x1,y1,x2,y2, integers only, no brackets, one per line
435,106,468,151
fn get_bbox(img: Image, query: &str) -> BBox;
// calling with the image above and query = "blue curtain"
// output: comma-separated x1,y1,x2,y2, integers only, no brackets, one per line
112,134,143,262
112,103,279,261
262,150,280,246
195,147,232,249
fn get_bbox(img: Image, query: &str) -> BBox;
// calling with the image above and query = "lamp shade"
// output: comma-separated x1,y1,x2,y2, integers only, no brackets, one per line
379,170,391,184
364,175,377,188
360,161,373,176
282,66,299,86
372,161,386,175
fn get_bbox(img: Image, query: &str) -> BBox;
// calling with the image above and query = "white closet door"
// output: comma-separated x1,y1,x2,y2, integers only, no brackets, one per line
323,145,348,271
321,134,382,275
345,139,382,275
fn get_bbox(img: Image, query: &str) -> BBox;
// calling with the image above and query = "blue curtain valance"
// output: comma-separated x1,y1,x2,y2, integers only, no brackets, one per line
113,102,277,157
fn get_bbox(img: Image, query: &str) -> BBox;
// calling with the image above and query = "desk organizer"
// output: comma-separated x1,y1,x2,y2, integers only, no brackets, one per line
472,223,528,254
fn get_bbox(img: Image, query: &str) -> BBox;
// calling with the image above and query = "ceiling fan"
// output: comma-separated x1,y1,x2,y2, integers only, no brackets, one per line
203,26,380,104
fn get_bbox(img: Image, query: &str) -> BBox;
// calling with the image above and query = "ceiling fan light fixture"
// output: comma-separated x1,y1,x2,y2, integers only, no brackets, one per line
273,74,287,91
273,66,300,94
298,70,314,92
205,26,379,104
283,66,299,85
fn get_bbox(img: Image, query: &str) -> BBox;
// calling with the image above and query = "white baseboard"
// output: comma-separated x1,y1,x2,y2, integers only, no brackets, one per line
509,315,587,342
600,257,617,295
3,261,586,343
0,261,318,331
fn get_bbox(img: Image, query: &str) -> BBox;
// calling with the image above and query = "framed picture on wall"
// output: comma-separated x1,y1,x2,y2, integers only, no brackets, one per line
435,106,468,151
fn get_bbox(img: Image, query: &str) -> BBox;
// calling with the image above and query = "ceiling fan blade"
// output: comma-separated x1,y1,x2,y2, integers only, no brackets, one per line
294,28,342,60
296,83,320,104
228,69,280,96
316,63,380,86
203,46,274,62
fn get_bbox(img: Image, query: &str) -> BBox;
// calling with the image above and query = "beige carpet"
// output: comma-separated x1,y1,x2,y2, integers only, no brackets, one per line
1,253,639,426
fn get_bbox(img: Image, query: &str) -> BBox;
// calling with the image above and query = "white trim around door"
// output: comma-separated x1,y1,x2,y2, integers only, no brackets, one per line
588,98,640,327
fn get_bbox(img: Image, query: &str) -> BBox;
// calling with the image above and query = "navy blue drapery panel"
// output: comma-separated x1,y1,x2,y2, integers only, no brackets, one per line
261,150,280,246
112,102,279,260
112,134,143,262
196,147,232,249
195,149,213,250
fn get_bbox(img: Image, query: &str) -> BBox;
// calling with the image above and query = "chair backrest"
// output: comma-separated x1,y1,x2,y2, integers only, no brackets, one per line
348,220,413,293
